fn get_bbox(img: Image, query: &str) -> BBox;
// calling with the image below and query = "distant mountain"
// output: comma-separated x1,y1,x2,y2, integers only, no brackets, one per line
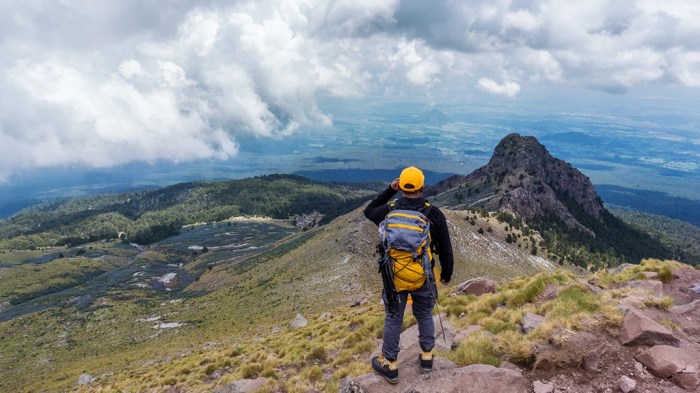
415,108,451,125
428,133,672,267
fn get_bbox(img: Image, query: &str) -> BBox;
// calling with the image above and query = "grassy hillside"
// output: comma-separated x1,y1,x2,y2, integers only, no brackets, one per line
0,202,561,392
77,259,694,392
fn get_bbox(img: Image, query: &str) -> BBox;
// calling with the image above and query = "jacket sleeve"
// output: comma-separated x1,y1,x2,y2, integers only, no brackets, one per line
430,207,454,283
363,186,396,225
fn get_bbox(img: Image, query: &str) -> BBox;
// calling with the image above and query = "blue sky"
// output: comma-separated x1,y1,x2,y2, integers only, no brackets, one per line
1,0,699,183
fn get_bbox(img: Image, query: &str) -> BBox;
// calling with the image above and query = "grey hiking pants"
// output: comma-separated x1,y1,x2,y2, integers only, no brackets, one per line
381,279,436,361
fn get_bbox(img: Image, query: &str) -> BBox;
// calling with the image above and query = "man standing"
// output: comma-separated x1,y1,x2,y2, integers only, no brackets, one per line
363,166,454,383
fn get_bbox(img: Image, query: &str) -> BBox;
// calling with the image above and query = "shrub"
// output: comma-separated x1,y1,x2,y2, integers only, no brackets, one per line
300,365,323,382
658,266,673,283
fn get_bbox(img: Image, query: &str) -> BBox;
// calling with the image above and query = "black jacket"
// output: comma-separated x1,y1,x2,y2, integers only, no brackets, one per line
363,186,454,283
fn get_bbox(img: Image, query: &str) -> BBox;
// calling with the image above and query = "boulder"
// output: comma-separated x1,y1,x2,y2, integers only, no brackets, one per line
670,299,700,315
452,325,482,348
641,271,659,279
626,280,663,296
289,313,308,329
214,377,267,393
534,330,605,372
634,345,700,391
520,313,545,334
77,374,95,385
0,301,10,312
397,314,455,365
617,375,636,393
453,277,496,296
618,309,679,347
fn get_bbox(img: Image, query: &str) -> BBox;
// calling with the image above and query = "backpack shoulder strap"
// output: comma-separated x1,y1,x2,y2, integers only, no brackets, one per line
420,201,433,220
388,199,399,212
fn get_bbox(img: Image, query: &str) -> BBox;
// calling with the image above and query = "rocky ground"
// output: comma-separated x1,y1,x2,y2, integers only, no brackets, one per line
339,265,700,393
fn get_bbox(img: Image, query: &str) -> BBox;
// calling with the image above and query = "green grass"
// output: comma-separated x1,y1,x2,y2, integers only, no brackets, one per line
0,257,113,305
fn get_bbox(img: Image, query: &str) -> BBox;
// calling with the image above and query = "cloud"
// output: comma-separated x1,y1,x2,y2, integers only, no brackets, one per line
476,78,521,97
0,0,699,180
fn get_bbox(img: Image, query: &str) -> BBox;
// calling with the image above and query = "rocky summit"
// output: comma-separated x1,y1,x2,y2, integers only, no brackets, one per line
434,133,603,233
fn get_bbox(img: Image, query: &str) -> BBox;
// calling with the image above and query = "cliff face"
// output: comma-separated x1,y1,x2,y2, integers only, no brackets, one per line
434,133,604,234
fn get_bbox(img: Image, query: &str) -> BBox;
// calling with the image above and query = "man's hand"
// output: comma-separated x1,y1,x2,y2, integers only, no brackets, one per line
390,178,400,191
440,279,449,285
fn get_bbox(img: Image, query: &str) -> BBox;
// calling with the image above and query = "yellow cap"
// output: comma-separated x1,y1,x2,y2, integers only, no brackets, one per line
399,166,424,192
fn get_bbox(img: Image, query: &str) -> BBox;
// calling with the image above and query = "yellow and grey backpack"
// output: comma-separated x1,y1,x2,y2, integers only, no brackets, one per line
378,202,433,292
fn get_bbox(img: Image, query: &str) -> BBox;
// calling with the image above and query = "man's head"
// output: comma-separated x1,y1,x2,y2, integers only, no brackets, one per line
399,166,424,197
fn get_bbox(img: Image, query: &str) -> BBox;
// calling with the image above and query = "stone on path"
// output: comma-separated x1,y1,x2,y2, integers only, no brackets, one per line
533,380,554,393
634,345,700,391
617,375,636,393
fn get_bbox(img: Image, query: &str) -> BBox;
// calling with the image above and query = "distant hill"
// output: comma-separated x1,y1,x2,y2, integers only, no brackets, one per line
293,168,454,185
597,184,700,227
427,133,672,268
0,175,383,250
610,207,700,265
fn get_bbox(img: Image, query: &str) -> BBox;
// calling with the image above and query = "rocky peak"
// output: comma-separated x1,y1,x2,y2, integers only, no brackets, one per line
442,133,605,233
488,133,551,171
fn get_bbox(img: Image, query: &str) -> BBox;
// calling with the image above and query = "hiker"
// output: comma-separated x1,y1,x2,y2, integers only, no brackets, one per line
363,166,454,383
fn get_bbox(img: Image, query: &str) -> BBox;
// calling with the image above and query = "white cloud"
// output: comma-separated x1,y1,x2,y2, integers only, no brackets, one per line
0,0,699,180
476,78,521,97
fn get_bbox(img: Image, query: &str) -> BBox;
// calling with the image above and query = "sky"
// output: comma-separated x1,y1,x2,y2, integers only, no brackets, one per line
1,0,699,183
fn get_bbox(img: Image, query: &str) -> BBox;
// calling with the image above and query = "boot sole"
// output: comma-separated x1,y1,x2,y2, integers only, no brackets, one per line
372,368,398,384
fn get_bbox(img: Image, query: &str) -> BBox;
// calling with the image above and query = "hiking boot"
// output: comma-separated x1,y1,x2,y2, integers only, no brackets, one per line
418,350,433,373
372,355,398,383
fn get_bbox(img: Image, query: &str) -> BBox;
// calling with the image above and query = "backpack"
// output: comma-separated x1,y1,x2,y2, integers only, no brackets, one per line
378,201,433,292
